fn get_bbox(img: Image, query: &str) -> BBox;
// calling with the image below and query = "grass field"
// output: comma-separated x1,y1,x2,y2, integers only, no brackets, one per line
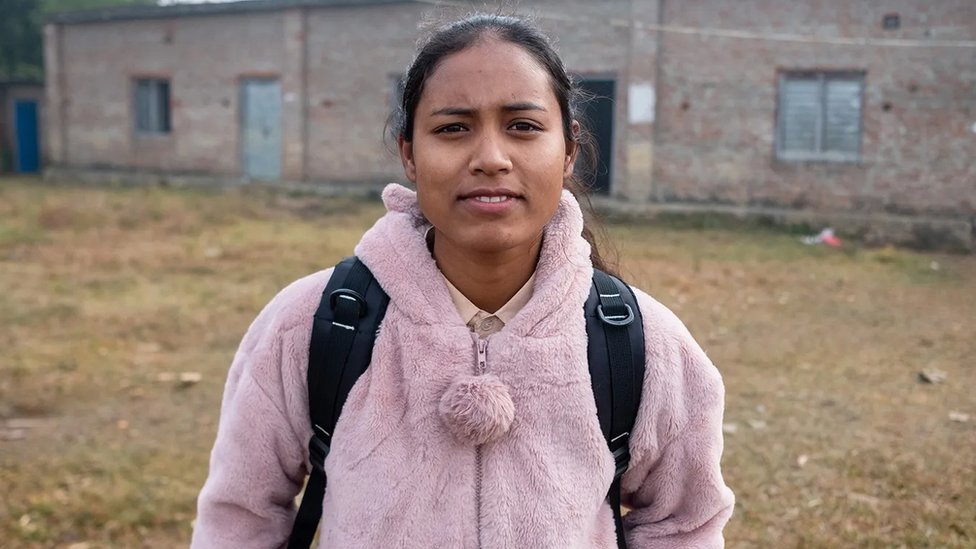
1,177,974,548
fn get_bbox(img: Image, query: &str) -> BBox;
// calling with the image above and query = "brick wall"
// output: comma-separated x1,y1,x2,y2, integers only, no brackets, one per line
45,0,645,191
300,0,639,187
654,0,976,217
43,0,974,219
302,3,421,183
49,12,287,175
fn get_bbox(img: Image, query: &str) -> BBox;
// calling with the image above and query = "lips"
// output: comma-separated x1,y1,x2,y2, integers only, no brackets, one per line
458,188,522,201
457,187,522,214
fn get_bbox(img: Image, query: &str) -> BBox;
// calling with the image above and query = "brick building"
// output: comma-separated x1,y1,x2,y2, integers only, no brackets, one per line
44,0,975,243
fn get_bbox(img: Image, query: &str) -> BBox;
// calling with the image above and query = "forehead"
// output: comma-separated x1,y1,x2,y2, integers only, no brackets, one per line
419,39,558,110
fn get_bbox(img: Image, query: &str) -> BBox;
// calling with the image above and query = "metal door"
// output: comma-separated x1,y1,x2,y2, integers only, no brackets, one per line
240,79,281,180
577,79,615,194
14,100,40,173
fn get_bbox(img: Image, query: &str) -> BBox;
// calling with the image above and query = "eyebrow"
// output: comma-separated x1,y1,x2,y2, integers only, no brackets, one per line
430,102,548,116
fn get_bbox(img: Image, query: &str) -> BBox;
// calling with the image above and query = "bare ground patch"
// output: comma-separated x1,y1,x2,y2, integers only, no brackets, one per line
1,178,973,548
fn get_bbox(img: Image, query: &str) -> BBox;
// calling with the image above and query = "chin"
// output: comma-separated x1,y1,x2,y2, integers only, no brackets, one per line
460,229,528,254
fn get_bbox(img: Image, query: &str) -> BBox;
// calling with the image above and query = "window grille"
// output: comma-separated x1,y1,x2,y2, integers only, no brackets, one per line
134,79,171,134
776,72,864,162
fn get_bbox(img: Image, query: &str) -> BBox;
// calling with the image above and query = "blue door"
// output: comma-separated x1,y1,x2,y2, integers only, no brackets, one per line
240,79,281,180
14,100,40,173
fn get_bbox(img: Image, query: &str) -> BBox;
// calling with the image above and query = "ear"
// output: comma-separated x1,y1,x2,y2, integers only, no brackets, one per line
398,135,417,183
563,120,580,179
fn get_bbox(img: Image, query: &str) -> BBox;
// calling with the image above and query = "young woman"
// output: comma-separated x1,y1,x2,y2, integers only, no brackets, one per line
192,14,734,549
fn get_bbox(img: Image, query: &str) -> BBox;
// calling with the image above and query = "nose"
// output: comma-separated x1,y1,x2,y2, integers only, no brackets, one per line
468,130,513,176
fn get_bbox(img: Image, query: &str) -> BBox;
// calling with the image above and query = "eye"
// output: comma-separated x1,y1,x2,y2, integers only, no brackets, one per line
434,123,468,134
509,121,542,132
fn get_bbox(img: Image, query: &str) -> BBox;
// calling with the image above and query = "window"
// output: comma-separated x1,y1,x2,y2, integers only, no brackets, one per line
882,13,901,30
776,72,864,162
134,78,171,134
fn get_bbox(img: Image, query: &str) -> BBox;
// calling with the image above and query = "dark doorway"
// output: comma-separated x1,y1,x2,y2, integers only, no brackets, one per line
577,79,615,194
14,99,40,173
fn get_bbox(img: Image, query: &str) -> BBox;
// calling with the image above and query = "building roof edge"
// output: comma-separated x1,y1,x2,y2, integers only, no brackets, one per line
48,0,418,25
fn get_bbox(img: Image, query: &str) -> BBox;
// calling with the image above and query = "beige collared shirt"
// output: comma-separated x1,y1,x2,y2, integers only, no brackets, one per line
443,273,536,339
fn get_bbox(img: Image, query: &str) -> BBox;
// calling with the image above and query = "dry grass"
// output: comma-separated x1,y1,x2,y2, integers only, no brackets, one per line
1,177,973,548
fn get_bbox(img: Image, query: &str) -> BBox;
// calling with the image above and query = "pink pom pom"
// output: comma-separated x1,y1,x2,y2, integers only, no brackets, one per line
439,374,516,445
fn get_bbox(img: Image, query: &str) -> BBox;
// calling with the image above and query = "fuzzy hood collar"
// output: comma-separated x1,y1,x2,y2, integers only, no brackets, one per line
354,184,593,336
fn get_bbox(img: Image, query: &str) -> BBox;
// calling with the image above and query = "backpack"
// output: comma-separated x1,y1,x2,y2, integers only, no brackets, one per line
288,256,645,549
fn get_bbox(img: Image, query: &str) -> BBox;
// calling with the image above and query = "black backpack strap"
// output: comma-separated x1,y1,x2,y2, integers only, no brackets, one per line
288,256,389,549
585,269,646,549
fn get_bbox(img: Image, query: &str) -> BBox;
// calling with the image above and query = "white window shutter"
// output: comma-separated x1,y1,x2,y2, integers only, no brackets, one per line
780,77,821,154
824,78,862,156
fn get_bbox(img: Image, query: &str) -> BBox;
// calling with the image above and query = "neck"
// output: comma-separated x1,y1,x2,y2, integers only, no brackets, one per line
432,231,541,313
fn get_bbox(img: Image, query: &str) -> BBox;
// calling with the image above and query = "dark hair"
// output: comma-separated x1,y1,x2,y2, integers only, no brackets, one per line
391,13,618,276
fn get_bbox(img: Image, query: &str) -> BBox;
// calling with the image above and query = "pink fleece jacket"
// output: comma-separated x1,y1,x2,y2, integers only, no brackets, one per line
191,184,735,548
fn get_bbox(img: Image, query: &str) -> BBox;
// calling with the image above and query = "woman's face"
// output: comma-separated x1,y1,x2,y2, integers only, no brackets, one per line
398,38,577,256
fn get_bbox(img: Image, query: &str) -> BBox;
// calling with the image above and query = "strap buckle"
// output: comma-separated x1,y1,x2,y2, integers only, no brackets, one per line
610,431,631,478
598,303,635,327
308,428,331,474
329,289,367,318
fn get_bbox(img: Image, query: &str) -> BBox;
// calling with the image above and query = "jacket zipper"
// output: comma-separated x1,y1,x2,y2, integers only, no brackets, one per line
475,336,488,549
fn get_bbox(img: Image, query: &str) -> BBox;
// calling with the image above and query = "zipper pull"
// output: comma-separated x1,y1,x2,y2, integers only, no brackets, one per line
477,338,488,374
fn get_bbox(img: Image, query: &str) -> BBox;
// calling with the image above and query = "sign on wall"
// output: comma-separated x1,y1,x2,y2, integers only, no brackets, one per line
628,82,655,124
